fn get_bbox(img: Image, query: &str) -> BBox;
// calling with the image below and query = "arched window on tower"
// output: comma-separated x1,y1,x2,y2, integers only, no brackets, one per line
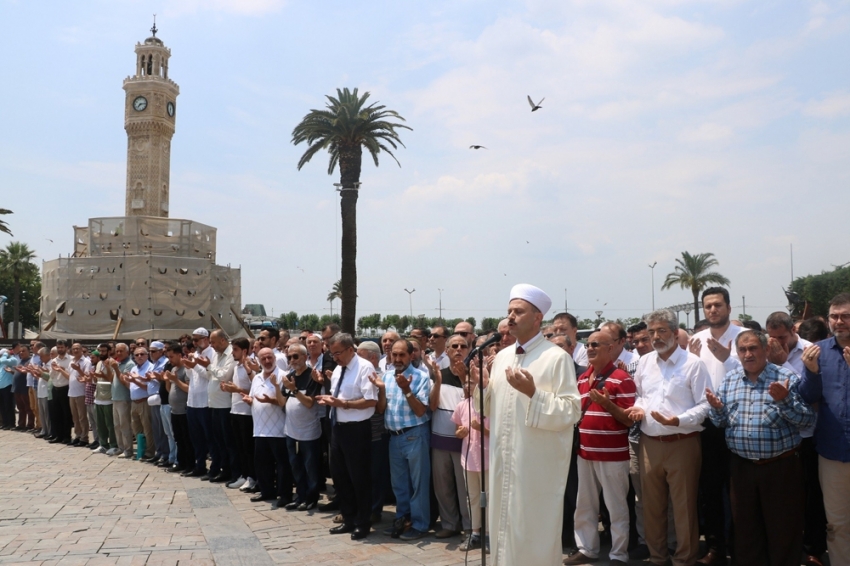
140,55,146,76
146,55,152,76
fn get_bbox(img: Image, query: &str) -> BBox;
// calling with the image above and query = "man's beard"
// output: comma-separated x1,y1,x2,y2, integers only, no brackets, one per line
653,336,677,354
709,314,730,329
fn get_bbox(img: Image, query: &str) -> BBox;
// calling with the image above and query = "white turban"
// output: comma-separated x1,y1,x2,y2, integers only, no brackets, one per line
509,283,552,316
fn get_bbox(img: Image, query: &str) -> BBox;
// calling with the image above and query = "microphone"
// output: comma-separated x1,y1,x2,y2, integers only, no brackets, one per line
464,333,502,365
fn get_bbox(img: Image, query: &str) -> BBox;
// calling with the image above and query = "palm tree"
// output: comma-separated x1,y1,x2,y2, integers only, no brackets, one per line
327,280,342,317
0,209,12,236
0,241,37,338
292,88,411,335
661,252,731,316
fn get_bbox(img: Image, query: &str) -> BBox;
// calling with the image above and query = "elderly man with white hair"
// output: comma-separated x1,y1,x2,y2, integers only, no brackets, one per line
478,283,582,565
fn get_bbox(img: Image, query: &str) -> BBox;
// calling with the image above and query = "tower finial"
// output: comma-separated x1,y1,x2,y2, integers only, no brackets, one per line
151,14,158,37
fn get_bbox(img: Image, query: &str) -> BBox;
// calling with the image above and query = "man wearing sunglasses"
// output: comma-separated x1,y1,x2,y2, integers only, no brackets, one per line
428,326,451,370
453,321,476,349
479,284,581,566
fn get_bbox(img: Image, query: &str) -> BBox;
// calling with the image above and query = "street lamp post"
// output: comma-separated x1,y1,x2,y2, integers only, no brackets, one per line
683,304,693,330
595,310,603,327
438,288,444,323
648,262,657,311
404,288,416,319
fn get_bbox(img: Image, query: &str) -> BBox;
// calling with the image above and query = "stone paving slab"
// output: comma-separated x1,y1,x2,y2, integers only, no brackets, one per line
1,428,639,565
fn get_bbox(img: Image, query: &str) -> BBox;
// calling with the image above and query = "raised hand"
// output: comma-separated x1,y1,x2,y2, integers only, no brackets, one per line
311,367,324,385
588,388,611,408
451,358,468,380
254,394,275,404
768,378,791,402
624,406,645,422
394,371,413,393
281,373,297,393
688,337,702,357
505,366,535,398
367,371,385,391
244,356,261,373
803,345,821,373
844,346,850,367
706,338,732,362
766,337,790,366
240,393,253,405
705,387,724,409
470,418,482,432
650,411,680,427
456,425,469,439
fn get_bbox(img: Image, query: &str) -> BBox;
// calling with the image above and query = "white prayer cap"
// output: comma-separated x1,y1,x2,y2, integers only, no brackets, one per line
149,341,165,350
192,327,210,337
357,341,380,354
509,283,552,316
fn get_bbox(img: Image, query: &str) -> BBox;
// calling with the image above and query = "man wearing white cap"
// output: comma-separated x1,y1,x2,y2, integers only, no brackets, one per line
478,284,582,565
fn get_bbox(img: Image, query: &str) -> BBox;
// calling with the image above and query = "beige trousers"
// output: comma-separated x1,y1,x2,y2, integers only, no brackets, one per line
130,400,154,458
638,434,701,566
819,455,850,566
112,400,133,453
69,395,88,441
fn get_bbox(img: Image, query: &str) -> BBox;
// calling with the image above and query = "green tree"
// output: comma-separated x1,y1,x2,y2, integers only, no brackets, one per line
578,318,595,330
327,279,342,317
789,264,850,317
0,209,12,236
481,317,500,333
319,314,341,329
298,313,320,331
465,317,477,331
383,314,401,331
0,241,38,338
278,311,299,331
292,88,411,336
661,251,731,316
358,313,382,331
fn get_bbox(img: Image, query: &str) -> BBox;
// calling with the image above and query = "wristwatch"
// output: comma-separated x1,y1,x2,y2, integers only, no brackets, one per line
405,391,413,399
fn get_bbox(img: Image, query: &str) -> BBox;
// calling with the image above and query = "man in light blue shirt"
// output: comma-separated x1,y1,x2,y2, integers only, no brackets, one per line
0,346,21,429
128,347,155,460
373,339,431,541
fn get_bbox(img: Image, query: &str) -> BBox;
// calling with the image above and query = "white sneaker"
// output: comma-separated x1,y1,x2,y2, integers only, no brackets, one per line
240,477,257,492
93,446,107,454
227,476,246,489
106,448,119,456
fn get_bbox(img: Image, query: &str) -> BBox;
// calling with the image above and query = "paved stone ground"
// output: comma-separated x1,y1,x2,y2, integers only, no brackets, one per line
0,429,642,565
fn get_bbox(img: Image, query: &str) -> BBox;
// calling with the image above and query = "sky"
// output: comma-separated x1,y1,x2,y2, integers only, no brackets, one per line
1,0,848,327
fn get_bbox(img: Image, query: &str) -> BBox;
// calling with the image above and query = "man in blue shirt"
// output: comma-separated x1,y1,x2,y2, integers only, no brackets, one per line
707,329,814,566
371,338,432,541
0,345,21,429
799,292,850,565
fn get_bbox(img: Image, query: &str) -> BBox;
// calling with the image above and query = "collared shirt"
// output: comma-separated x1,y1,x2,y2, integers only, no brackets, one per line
208,345,235,409
328,354,378,423
633,346,712,436
68,356,91,397
274,348,290,373
151,354,168,373
780,336,815,439
112,358,134,402
50,354,72,387
230,362,253,416
430,350,450,370
799,337,850,462
517,332,543,353
710,363,814,460
250,368,286,437
693,324,744,390
617,349,640,377
0,352,20,389
129,360,153,400
577,362,635,461
573,342,588,367
383,365,431,432
27,354,42,388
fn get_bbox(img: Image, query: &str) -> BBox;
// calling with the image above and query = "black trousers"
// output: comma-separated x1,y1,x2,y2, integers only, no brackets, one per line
209,407,231,478
231,414,255,480
52,385,72,441
730,451,804,566
254,436,292,500
331,419,372,529
562,442,580,547
171,412,194,471
801,437,828,556
699,420,730,555
0,385,14,427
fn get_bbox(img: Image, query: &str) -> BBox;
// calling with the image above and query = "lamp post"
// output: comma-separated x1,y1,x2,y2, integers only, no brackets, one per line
683,304,693,330
404,288,415,319
438,288,444,323
648,262,657,310
595,310,603,327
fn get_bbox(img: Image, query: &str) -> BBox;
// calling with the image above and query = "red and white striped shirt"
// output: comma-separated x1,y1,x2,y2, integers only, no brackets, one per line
577,362,635,462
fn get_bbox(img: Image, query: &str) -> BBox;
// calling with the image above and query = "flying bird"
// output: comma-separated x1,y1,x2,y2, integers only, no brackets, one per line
46,238,53,243
296,266,305,273
527,95,545,112
469,145,487,150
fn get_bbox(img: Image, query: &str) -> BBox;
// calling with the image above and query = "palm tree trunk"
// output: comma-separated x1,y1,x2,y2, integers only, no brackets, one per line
692,288,700,324
338,147,361,336
12,276,20,339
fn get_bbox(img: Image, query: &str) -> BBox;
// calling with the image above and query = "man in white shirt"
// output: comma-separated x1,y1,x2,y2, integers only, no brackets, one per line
207,329,236,484
428,326,451,370
554,312,588,366
626,309,712,566
601,321,640,375
221,337,257,491
48,340,73,444
688,287,742,566
317,333,378,540
68,343,92,446
378,331,400,373
496,318,516,352
182,328,213,478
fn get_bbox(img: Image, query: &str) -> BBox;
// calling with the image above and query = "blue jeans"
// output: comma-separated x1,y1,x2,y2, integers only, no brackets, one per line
160,405,177,464
186,407,211,472
287,437,321,504
389,423,431,532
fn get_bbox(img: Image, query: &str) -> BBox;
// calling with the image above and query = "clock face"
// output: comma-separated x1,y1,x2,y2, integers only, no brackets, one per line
133,96,148,111
167,101,175,117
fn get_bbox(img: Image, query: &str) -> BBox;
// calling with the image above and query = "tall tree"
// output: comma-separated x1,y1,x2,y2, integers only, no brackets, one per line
327,279,342,317
0,209,12,236
0,241,37,338
661,251,731,316
292,88,411,335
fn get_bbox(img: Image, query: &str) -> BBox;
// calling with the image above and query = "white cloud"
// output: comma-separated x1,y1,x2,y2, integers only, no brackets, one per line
803,92,850,118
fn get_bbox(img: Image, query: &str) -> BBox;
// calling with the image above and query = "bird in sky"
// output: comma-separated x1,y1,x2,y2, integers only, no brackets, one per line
469,145,487,150
527,95,545,112
45,238,53,243
296,266,305,273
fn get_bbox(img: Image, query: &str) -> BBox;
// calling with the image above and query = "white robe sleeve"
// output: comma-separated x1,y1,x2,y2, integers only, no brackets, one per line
524,352,581,432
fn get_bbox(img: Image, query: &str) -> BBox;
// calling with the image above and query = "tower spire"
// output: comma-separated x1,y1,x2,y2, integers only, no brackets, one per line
151,14,158,37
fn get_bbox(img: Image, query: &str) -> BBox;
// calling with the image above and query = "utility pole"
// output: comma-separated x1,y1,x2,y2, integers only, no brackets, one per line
742,296,746,316
437,288,444,323
404,288,415,319
648,262,657,310
564,288,568,313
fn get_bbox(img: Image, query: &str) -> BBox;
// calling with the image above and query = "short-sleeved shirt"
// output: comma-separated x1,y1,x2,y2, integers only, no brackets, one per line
251,369,286,437
383,365,431,432
112,358,134,402
230,363,253,416
432,368,465,452
169,366,190,415
283,368,323,441
68,357,91,397
328,354,378,423
451,396,489,472
576,363,636,461
94,361,113,405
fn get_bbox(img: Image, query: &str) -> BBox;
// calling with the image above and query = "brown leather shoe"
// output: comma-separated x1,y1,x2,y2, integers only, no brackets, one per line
696,550,727,565
434,528,460,539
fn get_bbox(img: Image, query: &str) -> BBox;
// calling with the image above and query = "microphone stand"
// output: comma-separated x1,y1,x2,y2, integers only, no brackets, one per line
476,348,487,566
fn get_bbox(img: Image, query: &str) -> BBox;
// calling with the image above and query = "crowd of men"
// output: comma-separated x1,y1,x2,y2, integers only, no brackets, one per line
1,287,849,566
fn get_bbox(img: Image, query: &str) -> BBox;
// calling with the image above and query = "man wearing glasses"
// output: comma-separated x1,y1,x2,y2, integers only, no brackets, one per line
799,293,850,565
316,333,378,540
428,326,451,370
453,321,476,349
127,347,155,460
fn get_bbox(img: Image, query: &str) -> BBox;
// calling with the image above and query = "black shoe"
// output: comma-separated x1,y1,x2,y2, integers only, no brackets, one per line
383,517,409,539
34,433,45,439
88,442,99,449
157,460,172,468
284,501,300,511
318,498,339,512
185,469,206,477
350,527,369,540
246,484,261,494
209,473,229,483
168,466,186,474
250,494,276,503
63,439,74,445
629,544,650,560
48,438,61,444
199,474,211,481
329,523,355,535
146,456,162,465
72,438,81,446
299,501,317,511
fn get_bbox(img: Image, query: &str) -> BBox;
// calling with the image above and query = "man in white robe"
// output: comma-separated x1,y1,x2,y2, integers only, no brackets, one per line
478,284,582,565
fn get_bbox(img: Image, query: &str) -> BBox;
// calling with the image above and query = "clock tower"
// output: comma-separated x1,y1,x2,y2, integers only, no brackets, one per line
123,22,179,217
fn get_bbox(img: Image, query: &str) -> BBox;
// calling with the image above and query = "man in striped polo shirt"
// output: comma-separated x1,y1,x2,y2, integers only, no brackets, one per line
564,331,636,566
